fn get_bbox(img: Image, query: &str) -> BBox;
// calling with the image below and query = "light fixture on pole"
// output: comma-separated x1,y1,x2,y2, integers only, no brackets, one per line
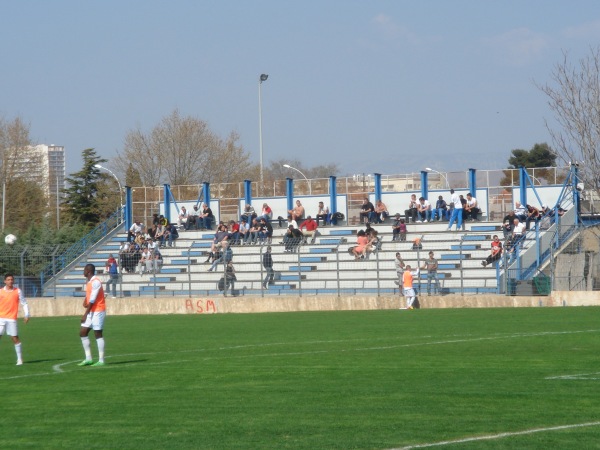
94,164,123,208
425,167,450,189
258,73,269,189
283,164,311,194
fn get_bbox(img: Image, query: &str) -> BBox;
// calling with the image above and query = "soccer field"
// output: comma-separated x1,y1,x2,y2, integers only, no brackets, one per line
1,307,600,449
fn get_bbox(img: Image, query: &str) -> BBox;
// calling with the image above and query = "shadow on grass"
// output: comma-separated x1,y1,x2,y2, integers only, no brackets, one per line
106,359,148,365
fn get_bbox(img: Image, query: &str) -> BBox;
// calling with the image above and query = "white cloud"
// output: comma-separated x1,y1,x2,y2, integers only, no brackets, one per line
482,28,550,66
370,13,421,46
562,19,600,39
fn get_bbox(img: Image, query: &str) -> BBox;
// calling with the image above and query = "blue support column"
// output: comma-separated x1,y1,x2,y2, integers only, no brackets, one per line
519,167,527,206
468,168,477,197
202,182,210,207
243,180,252,206
125,186,133,232
374,173,382,202
420,171,428,199
286,178,294,212
163,184,171,223
573,165,581,219
329,176,337,213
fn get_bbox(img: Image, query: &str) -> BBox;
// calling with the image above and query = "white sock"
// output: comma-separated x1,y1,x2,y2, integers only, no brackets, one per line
81,336,92,360
407,296,414,307
15,342,22,362
97,338,105,363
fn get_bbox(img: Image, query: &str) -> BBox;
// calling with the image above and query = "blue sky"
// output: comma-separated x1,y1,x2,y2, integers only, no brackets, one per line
2,1,600,178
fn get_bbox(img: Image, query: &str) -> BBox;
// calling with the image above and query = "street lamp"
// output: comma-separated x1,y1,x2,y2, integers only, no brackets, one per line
283,164,311,195
425,167,450,189
258,73,269,189
94,164,123,208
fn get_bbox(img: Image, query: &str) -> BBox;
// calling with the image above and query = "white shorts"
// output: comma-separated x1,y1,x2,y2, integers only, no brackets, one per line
403,288,416,297
81,311,106,331
0,318,18,336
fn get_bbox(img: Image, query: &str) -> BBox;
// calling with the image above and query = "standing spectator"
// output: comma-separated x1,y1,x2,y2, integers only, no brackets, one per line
421,251,440,296
127,221,144,242
359,198,376,224
200,203,214,230
417,197,431,223
394,252,406,293
482,235,503,267
299,216,319,244
446,189,463,231
262,246,274,288
260,217,273,244
177,207,188,229
241,204,257,224
464,193,480,221
375,200,389,223
0,273,30,365
316,201,330,226
405,194,418,223
104,254,119,298
259,203,273,222
223,261,237,296
434,195,448,221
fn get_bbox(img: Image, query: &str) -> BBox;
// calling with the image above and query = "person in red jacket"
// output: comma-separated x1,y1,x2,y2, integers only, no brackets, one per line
299,216,319,244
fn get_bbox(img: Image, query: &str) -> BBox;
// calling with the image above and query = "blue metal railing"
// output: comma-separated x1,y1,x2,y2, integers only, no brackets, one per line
39,208,124,287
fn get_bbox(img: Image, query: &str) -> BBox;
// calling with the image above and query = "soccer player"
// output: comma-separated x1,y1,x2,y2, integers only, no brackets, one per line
402,265,419,310
0,274,30,365
79,264,106,367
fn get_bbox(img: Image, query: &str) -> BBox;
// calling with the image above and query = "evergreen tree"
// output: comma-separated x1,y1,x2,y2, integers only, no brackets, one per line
62,148,107,226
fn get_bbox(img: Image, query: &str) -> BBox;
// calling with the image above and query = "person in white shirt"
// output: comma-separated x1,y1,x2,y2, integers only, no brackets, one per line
417,197,431,223
316,201,330,226
446,189,463,231
127,221,144,242
464,193,480,221
514,201,527,221
177,207,188,229
138,249,152,275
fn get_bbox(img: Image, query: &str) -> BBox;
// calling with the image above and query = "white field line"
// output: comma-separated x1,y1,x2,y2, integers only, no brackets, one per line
391,421,600,449
546,372,600,380
0,328,597,381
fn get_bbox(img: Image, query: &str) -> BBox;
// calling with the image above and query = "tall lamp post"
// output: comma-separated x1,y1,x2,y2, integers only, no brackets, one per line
283,164,311,195
425,167,450,189
258,73,269,190
94,164,123,208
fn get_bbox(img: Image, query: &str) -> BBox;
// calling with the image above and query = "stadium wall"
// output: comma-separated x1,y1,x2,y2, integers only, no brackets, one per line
26,291,600,317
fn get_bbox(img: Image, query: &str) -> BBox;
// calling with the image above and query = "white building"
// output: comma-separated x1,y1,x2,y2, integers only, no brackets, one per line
5,144,66,198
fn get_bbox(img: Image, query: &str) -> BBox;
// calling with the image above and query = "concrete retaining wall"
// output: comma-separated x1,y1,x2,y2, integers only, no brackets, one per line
25,291,600,318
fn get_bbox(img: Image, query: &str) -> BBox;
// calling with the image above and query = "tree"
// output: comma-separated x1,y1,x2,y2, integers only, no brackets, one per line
538,47,600,196
62,148,107,226
499,143,557,186
125,162,143,187
115,109,255,186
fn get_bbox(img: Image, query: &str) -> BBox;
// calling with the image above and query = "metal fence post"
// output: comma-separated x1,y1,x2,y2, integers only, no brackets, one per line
20,247,27,293
335,241,341,298
188,241,194,298
376,244,380,297
297,244,302,297
260,244,265,298
459,236,464,296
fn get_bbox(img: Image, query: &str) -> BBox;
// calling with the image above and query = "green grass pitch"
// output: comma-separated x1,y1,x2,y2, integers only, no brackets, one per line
1,307,600,449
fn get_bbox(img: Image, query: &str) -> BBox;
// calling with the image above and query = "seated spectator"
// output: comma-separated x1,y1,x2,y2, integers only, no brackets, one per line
514,201,527,222
177,207,188,229
365,226,380,254
459,195,467,221
150,248,163,274
154,223,167,248
241,204,257,224
375,200,389,223
482,235,503,267
158,215,168,227
502,210,516,239
186,205,200,230
417,197,431,223
206,224,230,262
121,245,141,273
228,220,241,245
351,230,369,260
238,218,251,244
134,232,145,247
316,201,330,226
283,225,304,252
464,193,480,221
525,204,540,230
260,217,273,244
165,223,179,247
152,213,160,226
127,221,144,242
259,203,273,222
200,203,214,230
300,216,319,244
288,200,305,223
138,248,152,275
248,218,263,245
392,215,407,242
507,218,526,260
434,195,448,221
405,194,418,223
359,198,376,224
208,241,233,272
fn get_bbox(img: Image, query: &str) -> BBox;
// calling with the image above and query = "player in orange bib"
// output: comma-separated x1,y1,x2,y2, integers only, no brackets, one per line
78,264,106,367
0,274,30,365
401,265,419,309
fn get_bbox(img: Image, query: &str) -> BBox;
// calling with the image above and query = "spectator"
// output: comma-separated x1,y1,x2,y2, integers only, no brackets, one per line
507,218,526,260
391,214,402,241
417,197,431,223
166,223,179,247
316,201,330,226
137,248,152,275
351,230,369,260
394,252,406,293
247,218,263,245
158,215,168,227
154,223,167,248
299,216,319,244
459,195,467,222
421,251,440,296
127,221,144,242
365,225,380,255
434,195,448,221
262,246,274,288
259,203,273,222
104,254,119,299
405,194,418,223
223,261,237,295
525,204,540,230
150,248,163,274
482,235,503,267
186,205,200,230
374,200,389,223
241,204,257,224
359,198,376,224
206,224,230,263
464,193,480,221
502,210,516,239
152,213,160,227
227,220,241,245
200,203,214,230
238,218,251,245
260,217,273,244
514,201,527,222
283,225,304,252
288,200,305,223
447,189,463,231
134,232,145,247
177,207,188,229
208,241,233,272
